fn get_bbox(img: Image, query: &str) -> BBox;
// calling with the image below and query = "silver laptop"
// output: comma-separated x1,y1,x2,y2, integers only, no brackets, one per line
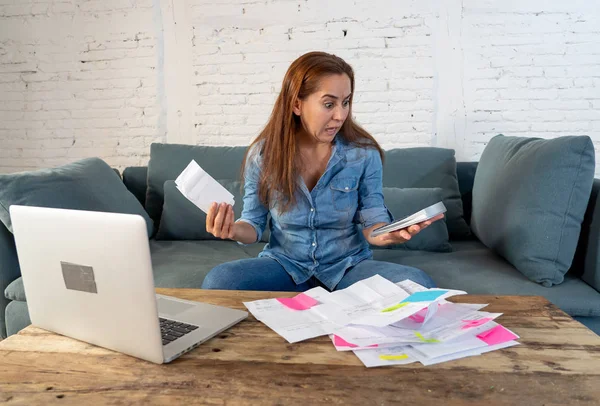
9,205,248,364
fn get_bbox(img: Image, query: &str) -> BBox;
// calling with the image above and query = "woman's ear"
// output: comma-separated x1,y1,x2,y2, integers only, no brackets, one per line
292,98,302,116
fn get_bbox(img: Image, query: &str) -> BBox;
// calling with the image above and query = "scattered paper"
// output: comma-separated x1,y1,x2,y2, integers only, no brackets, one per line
312,277,466,328
242,275,520,367
330,334,379,351
243,290,344,343
411,341,520,366
353,345,418,367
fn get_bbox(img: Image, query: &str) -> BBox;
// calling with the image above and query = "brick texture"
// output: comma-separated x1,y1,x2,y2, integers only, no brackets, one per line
0,0,162,172
0,0,598,175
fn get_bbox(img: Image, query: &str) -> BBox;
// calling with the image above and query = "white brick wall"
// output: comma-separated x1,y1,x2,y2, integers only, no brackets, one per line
0,0,162,172
461,0,600,164
185,0,436,148
0,0,599,175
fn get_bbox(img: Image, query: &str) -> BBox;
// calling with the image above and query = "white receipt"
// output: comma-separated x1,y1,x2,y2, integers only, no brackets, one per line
174,160,234,214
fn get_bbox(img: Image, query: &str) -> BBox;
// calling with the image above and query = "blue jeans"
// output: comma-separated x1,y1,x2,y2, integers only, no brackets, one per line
201,258,436,291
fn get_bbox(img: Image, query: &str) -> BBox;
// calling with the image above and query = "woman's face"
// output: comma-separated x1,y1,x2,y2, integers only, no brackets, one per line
293,73,352,145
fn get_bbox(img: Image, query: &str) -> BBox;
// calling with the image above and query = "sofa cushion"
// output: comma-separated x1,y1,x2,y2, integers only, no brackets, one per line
5,300,30,337
373,240,600,317
4,277,24,302
8,239,599,318
382,147,470,239
155,180,239,241
0,222,21,338
380,187,452,252
149,240,265,288
0,158,154,237
122,166,149,207
146,143,247,223
471,135,595,287
156,180,271,242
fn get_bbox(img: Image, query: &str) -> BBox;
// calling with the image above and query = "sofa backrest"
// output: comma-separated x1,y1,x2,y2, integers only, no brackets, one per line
122,160,480,226
456,162,478,226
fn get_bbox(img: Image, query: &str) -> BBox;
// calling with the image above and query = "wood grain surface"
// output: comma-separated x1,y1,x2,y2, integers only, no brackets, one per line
1,290,599,406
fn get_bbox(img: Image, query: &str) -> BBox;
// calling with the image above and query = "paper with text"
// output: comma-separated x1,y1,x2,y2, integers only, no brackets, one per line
353,345,418,367
313,276,466,328
243,296,340,343
332,302,495,347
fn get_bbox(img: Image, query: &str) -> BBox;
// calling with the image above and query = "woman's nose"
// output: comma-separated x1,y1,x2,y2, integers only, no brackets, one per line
333,106,345,121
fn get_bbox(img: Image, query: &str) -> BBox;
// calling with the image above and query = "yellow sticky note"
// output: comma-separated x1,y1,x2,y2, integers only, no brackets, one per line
379,354,409,361
415,332,440,343
381,302,408,313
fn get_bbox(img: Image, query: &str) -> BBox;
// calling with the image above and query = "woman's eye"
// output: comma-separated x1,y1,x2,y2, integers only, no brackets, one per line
324,102,334,109
342,100,350,107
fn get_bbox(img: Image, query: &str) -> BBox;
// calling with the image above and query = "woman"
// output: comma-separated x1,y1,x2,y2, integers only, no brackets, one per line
201,51,443,291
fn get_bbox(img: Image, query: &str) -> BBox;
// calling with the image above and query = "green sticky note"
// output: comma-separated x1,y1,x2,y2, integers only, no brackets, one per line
381,302,408,313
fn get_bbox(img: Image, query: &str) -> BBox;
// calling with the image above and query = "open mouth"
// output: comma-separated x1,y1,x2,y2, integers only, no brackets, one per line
325,127,339,135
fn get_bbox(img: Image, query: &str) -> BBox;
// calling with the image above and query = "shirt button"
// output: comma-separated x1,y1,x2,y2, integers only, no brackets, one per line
344,186,349,191
312,242,316,246
310,207,314,212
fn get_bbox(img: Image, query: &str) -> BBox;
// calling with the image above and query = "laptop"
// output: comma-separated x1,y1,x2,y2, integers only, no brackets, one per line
9,205,248,364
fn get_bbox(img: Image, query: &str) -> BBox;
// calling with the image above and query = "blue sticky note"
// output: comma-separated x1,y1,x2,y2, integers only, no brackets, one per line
402,290,447,303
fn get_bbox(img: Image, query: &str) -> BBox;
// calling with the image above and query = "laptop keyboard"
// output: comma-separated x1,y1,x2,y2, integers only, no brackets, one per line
159,317,199,346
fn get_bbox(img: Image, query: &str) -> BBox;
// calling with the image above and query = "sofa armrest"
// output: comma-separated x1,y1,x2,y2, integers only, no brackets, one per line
0,222,21,338
572,178,600,293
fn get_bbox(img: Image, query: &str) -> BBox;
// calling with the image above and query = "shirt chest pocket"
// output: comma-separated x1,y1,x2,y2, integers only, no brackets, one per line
330,177,359,212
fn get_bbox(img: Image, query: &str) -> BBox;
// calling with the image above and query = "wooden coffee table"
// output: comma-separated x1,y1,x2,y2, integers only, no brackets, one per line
1,290,599,405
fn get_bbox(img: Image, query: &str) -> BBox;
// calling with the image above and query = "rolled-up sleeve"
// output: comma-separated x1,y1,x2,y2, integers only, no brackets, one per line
236,148,269,243
356,148,393,228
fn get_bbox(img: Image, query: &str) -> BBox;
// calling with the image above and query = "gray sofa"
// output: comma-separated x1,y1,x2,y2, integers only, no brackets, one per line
2,144,600,338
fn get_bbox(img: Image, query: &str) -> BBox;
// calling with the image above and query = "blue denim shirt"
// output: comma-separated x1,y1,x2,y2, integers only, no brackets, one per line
237,135,392,290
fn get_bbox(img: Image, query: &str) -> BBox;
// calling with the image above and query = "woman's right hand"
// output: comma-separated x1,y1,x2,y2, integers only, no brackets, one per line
206,202,235,239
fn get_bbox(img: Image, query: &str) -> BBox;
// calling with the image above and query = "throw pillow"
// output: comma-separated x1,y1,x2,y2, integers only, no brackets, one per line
156,180,270,242
471,134,595,287
381,187,452,252
146,143,247,223
383,147,470,239
0,158,154,237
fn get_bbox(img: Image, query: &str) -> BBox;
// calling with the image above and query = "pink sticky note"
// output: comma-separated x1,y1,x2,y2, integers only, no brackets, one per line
461,317,493,329
276,293,318,311
409,307,429,323
294,293,319,308
333,335,378,349
477,325,519,345
333,335,358,348
409,314,426,323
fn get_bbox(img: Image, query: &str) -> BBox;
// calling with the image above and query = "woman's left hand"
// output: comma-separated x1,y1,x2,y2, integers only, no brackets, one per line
369,214,445,246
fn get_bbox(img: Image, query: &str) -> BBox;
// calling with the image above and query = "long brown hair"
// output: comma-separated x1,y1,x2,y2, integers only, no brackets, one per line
241,51,384,212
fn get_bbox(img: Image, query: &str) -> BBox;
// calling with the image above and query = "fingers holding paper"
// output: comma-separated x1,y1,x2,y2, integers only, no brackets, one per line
377,213,445,246
206,202,235,239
